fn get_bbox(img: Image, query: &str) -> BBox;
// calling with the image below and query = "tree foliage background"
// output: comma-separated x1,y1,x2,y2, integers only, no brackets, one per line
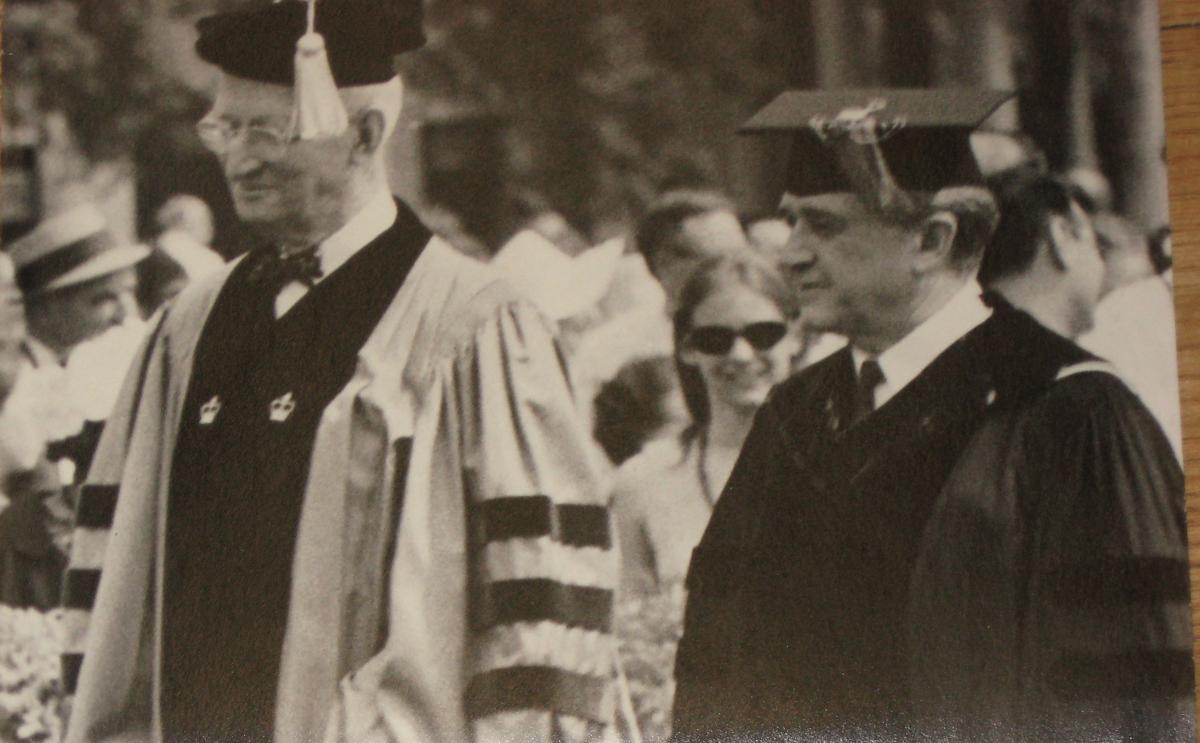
1,0,1171,238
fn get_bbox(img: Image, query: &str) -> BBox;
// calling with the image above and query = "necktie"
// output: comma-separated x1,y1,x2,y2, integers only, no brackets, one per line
246,245,323,296
852,358,885,425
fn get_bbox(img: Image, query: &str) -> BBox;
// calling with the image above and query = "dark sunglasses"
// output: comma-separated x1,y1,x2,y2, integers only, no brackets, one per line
687,321,788,356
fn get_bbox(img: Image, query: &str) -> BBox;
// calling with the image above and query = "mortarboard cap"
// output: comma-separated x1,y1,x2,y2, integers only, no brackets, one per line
195,0,425,88
741,89,1013,205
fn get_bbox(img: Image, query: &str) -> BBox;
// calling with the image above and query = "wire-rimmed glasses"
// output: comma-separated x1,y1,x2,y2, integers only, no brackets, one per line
195,118,296,158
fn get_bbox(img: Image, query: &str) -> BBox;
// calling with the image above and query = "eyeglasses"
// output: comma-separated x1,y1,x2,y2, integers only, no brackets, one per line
195,118,296,157
687,321,788,356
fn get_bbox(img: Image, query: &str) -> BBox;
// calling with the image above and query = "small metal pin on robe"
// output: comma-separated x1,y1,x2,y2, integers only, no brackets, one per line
269,392,297,423
200,395,221,425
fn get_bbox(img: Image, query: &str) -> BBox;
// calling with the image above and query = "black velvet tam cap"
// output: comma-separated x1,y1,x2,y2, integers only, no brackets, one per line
741,89,1013,198
195,0,425,86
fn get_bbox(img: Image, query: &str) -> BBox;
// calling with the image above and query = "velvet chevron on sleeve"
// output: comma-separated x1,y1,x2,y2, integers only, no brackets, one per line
60,310,169,696
457,299,617,743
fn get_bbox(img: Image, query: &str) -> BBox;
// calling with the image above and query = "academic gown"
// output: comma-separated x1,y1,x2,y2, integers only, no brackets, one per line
0,343,101,610
62,201,617,743
671,299,1193,743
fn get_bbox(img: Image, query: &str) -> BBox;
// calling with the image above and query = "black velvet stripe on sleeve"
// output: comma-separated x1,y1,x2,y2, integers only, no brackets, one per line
74,484,119,529
62,652,83,694
1048,650,1196,700
464,665,614,723
1045,558,1191,607
479,496,611,549
62,568,101,610
475,578,612,633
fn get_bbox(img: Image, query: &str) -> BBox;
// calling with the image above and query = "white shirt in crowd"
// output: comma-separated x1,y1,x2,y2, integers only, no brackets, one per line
1079,273,1183,462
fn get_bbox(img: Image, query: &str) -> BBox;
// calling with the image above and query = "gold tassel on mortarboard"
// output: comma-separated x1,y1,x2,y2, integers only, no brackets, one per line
286,0,349,140
810,99,915,214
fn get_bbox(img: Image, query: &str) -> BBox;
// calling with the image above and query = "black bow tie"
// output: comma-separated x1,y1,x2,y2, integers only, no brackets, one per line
246,245,324,295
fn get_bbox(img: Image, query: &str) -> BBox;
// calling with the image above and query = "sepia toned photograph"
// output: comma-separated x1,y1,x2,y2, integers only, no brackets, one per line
0,0,1194,741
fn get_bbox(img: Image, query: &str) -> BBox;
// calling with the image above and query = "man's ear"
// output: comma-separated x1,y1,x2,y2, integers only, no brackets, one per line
913,211,958,273
1045,213,1074,270
677,345,702,369
352,110,387,158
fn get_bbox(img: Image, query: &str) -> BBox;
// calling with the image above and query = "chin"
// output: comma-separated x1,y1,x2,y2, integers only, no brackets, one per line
232,186,284,217
234,205,290,237
798,307,845,336
720,386,770,412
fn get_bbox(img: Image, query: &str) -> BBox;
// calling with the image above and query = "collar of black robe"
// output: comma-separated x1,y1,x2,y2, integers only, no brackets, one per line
767,300,1096,495
181,198,431,418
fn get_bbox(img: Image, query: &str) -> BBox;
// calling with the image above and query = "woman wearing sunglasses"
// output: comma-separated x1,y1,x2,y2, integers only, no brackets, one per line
612,255,801,596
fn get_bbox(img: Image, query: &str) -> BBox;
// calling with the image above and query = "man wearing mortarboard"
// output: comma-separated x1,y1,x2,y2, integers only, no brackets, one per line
62,2,615,741
671,90,1193,742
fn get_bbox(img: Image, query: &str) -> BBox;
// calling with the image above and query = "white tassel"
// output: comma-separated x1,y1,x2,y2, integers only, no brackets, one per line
289,0,348,140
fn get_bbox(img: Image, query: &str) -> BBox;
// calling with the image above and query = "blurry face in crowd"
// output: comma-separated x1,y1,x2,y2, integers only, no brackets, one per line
204,74,357,244
746,217,792,257
27,268,137,357
777,191,922,342
680,284,797,414
653,210,749,309
1051,201,1104,336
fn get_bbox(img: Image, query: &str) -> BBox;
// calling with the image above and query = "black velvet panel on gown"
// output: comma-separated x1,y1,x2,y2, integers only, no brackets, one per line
161,202,429,743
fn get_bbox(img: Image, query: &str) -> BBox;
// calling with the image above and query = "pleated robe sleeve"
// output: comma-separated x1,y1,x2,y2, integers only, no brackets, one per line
333,285,618,743
1018,373,1195,740
61,310,172,743
909,371,1195,741
452,297,617,743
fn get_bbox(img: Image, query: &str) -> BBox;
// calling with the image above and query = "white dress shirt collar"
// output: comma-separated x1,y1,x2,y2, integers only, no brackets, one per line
275,187,398,317
25,336,64,369
851,280,992,409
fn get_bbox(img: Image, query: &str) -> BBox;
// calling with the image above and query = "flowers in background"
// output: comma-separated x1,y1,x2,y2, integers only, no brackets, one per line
0,607,66,743
615,583,686,742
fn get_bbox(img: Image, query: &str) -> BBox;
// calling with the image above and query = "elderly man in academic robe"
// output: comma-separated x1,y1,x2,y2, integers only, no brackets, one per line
671,90,1193,742
62,2,616,742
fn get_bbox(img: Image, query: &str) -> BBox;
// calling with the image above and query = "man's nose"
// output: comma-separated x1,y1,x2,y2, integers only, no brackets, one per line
224,147,266,180
783,228,817,270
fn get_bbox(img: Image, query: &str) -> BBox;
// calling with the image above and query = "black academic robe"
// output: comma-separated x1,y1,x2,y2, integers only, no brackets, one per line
671,300,1193,743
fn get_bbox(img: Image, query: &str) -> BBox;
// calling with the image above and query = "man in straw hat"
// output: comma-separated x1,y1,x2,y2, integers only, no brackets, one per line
63,2,615,742
672,90,1192,742
0,206,145,609
8,204,144,370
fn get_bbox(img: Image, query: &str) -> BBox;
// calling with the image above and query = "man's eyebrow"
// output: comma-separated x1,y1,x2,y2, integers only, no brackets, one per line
797,206,844,221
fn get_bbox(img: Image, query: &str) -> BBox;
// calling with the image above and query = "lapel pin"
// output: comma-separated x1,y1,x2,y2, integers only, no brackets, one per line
269,392,297,423
199,395,221,425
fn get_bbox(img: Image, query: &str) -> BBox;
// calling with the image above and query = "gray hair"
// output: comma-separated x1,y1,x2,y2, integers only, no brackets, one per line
339,76,404,146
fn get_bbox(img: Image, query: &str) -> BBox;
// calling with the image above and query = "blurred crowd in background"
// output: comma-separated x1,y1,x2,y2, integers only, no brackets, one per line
0,140,1181,737
0,0,1182,737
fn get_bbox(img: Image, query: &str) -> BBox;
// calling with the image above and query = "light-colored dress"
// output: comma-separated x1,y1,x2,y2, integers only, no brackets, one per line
612,437,713,596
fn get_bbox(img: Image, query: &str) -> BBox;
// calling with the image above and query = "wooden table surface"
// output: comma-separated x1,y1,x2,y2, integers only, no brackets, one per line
1162,0,1200,726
